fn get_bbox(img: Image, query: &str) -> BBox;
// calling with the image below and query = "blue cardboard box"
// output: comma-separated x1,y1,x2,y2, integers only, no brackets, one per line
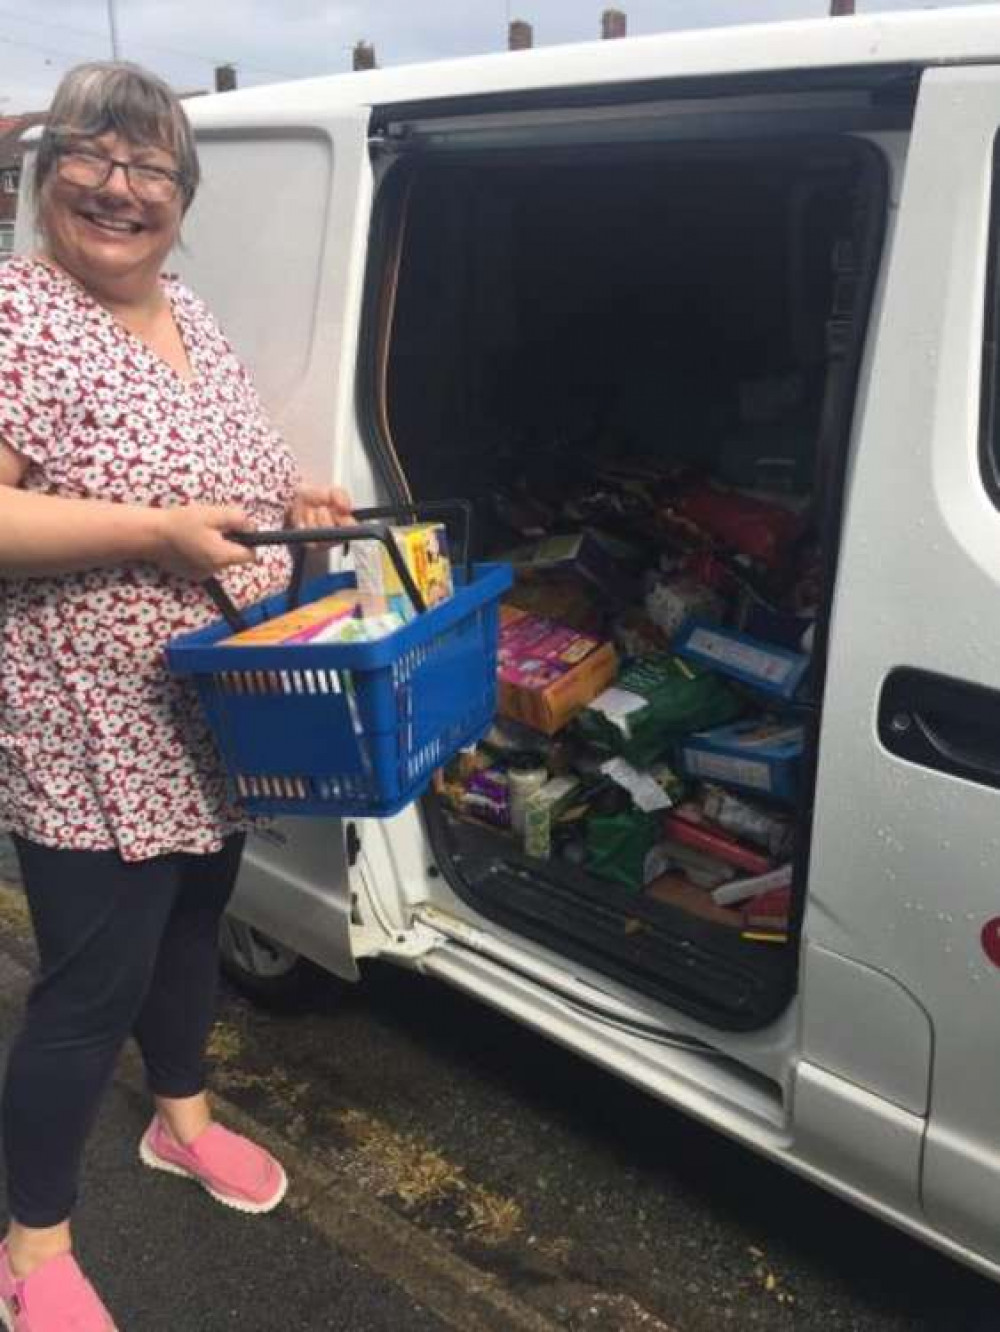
677,719,804,803
674,619,809,702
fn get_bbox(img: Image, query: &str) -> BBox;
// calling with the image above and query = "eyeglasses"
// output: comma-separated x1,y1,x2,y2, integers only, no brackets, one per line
55,148,183,203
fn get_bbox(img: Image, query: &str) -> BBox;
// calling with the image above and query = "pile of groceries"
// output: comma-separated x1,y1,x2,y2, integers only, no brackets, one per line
218,462,815,946
433,462,818,948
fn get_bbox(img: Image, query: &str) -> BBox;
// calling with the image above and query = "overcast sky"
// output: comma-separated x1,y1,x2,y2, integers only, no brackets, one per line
0,0,995,112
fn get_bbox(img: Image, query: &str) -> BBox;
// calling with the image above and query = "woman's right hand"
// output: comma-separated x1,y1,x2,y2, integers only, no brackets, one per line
153,504,257,580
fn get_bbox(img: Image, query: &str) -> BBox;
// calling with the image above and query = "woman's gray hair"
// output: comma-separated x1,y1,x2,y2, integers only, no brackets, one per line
34,62,200,211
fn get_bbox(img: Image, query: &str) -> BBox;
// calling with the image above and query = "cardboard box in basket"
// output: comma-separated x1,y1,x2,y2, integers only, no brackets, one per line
498,605,618,735
354,522,453,618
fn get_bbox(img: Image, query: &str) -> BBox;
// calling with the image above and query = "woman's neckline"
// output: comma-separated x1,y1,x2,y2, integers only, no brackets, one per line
27,254,197,388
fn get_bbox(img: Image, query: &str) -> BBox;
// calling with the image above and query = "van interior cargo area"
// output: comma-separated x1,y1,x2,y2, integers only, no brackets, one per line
379,136,881,1030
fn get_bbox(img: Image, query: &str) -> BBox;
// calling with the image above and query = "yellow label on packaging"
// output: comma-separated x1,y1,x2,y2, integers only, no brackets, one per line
354,523,453,613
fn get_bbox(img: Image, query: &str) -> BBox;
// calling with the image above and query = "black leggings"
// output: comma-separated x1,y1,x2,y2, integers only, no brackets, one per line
2,833,244,1228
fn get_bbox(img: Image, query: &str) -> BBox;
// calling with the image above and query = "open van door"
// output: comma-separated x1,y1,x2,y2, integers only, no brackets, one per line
802,66,1000,1264
177,106,375,982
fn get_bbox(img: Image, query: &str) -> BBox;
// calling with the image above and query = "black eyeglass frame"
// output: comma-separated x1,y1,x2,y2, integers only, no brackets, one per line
54,147,184,202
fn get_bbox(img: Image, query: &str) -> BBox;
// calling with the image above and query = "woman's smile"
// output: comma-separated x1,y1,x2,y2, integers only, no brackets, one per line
77,208,145,237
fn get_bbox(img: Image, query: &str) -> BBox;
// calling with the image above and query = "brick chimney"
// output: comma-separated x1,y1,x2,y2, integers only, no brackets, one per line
602,9,627,39
830,0,855,14
352,41,377,70
214,64,237,93
508,20,533,51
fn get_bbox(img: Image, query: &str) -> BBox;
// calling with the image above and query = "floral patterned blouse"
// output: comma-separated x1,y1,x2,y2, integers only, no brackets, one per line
0,257,300,860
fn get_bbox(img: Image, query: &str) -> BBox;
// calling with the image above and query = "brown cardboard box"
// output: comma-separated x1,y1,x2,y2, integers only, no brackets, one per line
498,606,618,736
644,873,743,929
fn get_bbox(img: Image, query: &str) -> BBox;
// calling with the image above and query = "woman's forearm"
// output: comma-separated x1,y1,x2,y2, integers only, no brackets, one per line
0,485,166,576
0,485,257,581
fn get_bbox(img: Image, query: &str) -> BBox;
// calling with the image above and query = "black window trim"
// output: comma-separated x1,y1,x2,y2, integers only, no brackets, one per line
980,134,1000,505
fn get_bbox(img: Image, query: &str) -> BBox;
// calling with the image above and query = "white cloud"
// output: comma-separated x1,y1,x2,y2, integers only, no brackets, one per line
0,0,994,111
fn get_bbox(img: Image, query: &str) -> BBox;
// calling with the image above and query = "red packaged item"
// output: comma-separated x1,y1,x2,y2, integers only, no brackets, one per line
681,549,737,595
668,484,803,570
742,885,792,930
663,810,773,877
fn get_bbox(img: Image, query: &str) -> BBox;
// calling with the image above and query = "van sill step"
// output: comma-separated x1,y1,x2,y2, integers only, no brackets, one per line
455,853,790,1029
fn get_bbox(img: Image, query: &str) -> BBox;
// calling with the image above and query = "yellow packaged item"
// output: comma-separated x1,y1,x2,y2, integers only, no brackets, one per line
354,522,453,617
221,590,392,647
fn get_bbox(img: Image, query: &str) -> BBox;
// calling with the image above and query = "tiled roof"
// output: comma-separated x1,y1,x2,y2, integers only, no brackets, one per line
0,113,46,171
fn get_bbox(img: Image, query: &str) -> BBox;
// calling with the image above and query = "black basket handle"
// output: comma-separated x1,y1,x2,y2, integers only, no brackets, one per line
204,500,472,635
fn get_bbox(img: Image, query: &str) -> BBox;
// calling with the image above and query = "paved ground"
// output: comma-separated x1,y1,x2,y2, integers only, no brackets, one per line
0,948,457,1332
1,836,1000,1331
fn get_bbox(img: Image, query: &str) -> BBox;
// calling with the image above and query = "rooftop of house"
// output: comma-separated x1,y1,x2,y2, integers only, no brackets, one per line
0,113,45,171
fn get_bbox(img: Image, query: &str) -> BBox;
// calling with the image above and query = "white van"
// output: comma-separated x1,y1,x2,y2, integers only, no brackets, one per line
48,5,1000,1284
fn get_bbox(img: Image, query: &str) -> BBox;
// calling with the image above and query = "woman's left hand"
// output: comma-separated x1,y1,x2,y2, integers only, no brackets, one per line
288,484,355,539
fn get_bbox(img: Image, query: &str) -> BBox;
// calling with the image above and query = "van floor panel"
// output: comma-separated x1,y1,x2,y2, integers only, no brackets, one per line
439,813,789,1029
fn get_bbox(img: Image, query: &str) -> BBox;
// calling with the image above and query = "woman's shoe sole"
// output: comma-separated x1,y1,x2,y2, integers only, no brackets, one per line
138,1131,287,1215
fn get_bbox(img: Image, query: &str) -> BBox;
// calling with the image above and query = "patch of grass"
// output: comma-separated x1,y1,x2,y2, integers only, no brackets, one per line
0,882,32,942
332,1107,524,1246
206,1021,244,1063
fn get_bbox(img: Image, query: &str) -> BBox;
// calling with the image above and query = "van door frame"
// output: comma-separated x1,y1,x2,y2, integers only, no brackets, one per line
355,112,891,1030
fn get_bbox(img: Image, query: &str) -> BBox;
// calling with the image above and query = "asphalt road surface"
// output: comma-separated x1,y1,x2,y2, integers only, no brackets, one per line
0,841,998,1331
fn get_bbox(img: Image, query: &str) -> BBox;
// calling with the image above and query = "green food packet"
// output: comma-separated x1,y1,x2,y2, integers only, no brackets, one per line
585,808,659,893
576,654,742,768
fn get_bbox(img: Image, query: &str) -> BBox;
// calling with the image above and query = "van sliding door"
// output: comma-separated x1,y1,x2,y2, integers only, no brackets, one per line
805,67,1000,1266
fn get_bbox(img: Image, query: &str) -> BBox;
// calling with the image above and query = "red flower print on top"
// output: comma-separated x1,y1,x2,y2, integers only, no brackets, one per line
0,257,301,860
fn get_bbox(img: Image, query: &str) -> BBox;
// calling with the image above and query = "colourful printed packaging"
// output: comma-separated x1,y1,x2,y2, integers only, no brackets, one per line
221,591,395,647
678,719,804,803
354,522,453,618
673,620,809,702
497,606,618,736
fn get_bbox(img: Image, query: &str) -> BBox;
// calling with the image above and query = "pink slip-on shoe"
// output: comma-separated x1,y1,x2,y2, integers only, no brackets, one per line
0,1243,116,1332
139,1117,287,1214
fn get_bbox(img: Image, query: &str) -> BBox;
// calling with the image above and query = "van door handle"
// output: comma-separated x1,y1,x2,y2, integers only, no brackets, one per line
910,711,1000,782
879,668,1000,790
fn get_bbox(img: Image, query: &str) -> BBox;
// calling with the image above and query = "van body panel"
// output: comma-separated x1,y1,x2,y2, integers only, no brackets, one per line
180,10,1000,127
803,65,1000,1260
791,1063,924,1214
418,937,790,1137
417,902,802,1092
800,945,932,1115
175,111,373,488
922,1127,1000,1259
237,822,358,981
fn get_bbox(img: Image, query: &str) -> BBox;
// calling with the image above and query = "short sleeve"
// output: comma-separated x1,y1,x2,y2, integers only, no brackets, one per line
0,279,66,470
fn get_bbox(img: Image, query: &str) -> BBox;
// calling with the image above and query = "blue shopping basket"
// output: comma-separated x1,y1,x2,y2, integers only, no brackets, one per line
166,501,512,819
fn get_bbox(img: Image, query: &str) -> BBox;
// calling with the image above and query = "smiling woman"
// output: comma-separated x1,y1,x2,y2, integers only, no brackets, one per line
30,63,198,366
0,60,353,1332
